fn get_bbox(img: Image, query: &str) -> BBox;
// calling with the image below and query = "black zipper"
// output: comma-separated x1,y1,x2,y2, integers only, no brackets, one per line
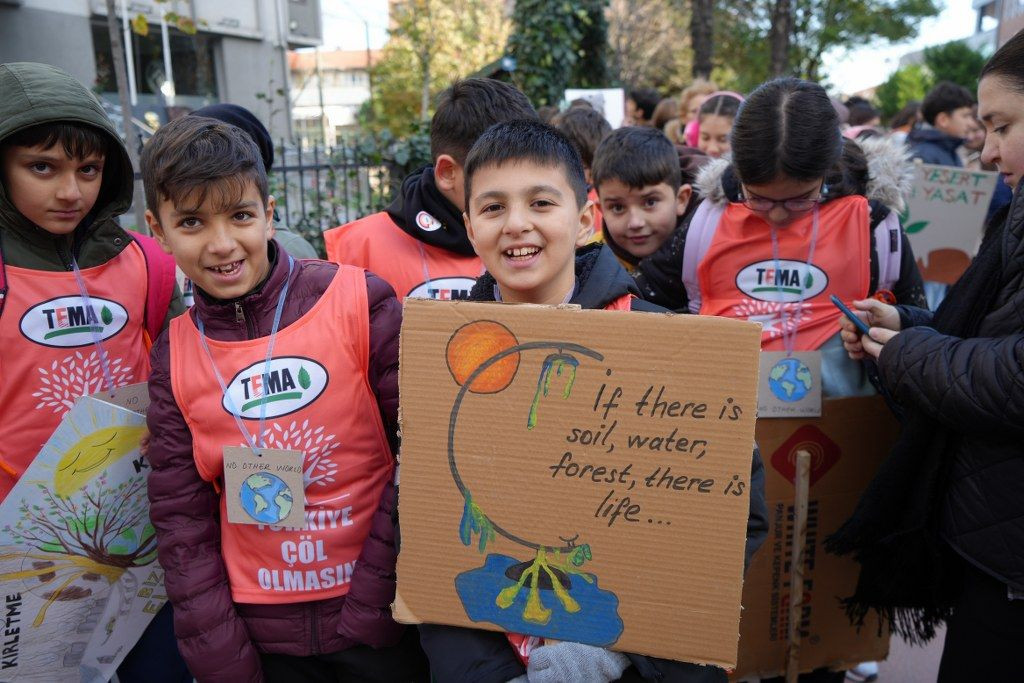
234,301,258,340
310,600,320,655
55,237,72,271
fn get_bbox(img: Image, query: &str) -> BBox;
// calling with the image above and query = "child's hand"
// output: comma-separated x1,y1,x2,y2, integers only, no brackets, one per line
527,642,630,683
139,431,151,458
840,298,900,360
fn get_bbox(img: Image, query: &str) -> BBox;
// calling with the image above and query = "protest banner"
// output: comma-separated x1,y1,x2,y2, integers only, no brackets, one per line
395,299,762,667
564,88,626,128
0,394,165,682
902,163,999,284
732,396,898,679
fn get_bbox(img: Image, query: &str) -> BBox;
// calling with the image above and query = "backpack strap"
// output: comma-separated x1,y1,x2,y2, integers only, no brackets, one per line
0,234,7,321
681,200,726,314
872,209,902,294
130,231,177,346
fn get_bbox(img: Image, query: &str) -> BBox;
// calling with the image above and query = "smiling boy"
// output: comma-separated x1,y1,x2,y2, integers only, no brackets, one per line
141,115,428,682
592,127,699,270
417,119,767,683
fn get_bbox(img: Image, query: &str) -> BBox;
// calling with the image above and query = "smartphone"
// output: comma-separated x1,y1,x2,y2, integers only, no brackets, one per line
830,295,872,336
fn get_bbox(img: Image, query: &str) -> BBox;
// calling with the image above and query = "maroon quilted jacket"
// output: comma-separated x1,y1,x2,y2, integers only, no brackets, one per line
146,242,404,681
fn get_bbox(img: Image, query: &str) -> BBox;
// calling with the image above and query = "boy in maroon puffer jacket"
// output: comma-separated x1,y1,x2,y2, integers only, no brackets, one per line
141,115,427,681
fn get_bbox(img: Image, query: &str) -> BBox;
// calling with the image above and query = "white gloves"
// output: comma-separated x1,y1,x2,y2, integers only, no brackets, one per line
526,642,630,683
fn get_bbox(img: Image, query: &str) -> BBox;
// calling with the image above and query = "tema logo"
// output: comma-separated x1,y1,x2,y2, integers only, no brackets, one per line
407,276,476,301
223,356,328,419
770,425,840,487
20,296,128,348
736,260,828,303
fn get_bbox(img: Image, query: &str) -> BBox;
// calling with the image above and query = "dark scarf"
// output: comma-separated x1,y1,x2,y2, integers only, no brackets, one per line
825,196,1015,643
386,165,476,256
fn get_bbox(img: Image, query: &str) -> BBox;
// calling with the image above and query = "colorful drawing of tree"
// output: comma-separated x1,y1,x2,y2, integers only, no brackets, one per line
444,321,623,644
0,474,156,626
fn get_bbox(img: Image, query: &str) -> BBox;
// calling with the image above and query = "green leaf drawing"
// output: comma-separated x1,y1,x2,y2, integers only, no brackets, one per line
101,306,114,325
298,366,311,390
905,220,930,234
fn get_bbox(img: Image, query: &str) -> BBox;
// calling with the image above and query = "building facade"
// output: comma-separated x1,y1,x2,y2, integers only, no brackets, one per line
0,0,322,139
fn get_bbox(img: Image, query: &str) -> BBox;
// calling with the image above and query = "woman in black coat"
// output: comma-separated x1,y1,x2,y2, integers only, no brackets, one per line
829,29,1024,681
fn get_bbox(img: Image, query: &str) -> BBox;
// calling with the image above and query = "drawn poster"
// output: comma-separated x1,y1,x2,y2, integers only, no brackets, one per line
902,163,999,284
395,299,762,667
0,396,165,682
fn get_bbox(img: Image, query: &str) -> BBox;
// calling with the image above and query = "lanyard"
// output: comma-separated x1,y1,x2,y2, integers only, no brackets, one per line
70,255,117,396
768,205,820,356
196,256,294,455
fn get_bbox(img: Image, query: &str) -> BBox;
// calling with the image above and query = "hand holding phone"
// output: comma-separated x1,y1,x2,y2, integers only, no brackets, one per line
830,295,872,337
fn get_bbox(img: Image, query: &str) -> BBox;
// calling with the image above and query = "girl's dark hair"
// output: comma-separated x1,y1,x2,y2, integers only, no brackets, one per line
980,27,1024,93
731,78,844,186
698,94,741,122
889,100,921,129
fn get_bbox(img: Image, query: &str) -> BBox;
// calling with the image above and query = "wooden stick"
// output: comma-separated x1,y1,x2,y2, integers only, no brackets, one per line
786,450,812,683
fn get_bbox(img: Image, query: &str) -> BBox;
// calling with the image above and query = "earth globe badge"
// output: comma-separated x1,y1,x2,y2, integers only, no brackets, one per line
239,473,294,524
768,357,813,402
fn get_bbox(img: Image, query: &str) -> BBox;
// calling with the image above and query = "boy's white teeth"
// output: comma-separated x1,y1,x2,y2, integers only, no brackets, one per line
506,247,540,258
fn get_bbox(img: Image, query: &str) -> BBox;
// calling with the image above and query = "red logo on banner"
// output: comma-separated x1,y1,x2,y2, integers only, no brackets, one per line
770,425,841,486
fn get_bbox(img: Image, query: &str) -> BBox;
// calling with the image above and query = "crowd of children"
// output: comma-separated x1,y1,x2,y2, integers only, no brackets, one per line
0,25,1022,683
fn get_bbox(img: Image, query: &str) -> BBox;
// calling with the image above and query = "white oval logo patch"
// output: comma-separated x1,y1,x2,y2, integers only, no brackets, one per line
223,356,329,419
736,260,829,303
20,296,129,348
415,210,443,232
407,276,477,300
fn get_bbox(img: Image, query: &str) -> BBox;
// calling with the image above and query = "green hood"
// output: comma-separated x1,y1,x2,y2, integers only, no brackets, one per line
0,62,134,267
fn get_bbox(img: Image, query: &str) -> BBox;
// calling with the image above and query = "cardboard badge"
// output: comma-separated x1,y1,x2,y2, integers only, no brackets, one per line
757,351,821,418
222,447,306,528
395,299,762,668
90,381,150,415
731,396,898,679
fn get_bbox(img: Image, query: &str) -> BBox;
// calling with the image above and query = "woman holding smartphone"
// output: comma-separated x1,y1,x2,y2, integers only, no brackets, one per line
831,28,1024,681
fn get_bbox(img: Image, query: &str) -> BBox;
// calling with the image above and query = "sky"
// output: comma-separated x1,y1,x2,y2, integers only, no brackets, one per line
319,0,984,95
320,0,390,51
818,1,985,94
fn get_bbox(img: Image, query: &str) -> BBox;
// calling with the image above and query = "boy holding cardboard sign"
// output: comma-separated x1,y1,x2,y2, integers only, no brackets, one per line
141,115,429,681
415,119,768,682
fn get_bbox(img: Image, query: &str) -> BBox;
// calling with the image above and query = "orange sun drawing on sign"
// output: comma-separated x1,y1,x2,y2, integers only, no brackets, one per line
445,321,520,393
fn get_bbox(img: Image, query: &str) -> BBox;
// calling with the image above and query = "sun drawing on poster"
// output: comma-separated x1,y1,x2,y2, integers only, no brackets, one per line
444,321,624,646
0,400,156,627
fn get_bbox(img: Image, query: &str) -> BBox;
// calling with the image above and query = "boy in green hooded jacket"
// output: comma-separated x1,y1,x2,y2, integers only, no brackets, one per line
0,62,186,681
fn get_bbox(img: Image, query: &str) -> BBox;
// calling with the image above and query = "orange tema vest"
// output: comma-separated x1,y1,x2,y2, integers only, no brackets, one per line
169,265,393,603
697,196,870,351
324,212,482,301
0,242,150,498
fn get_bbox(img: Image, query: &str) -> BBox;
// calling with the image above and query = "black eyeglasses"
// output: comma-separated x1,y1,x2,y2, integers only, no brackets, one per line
737,184,827,213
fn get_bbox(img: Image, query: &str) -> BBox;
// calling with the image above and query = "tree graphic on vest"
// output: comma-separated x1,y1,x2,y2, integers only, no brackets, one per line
32,351,133,414
243,419,341,488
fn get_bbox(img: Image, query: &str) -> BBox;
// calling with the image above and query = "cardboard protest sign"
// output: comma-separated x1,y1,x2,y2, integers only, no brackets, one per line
396,299,762,667
0,395,165,682
731,396,898,679
903,164,999,284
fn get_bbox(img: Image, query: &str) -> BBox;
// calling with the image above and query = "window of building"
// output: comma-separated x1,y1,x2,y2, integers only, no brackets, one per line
92,21,218,103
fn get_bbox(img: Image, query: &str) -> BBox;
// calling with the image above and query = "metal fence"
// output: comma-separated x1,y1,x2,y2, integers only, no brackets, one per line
127,134,431,258
271,141,396,258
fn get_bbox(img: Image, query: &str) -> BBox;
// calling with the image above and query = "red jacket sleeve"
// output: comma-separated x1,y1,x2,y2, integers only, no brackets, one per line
336,273,405,647
146,331,262,682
